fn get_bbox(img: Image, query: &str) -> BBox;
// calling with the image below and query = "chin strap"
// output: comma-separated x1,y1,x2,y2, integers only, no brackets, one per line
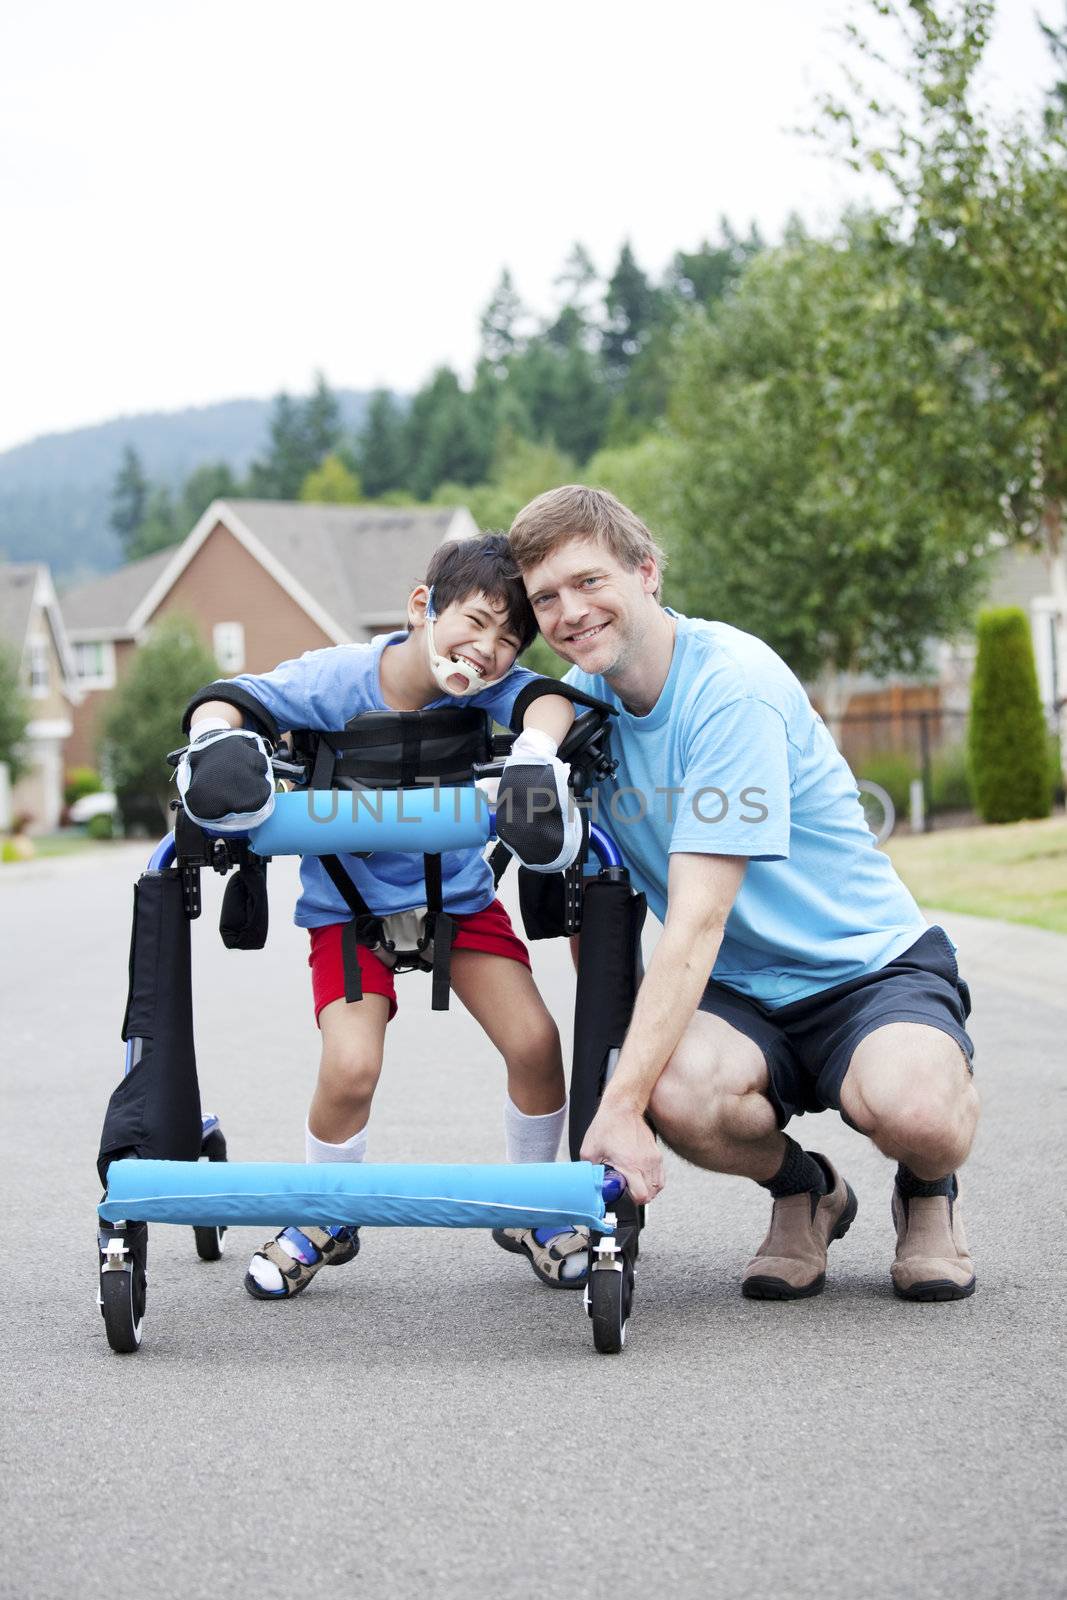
424,587,509,698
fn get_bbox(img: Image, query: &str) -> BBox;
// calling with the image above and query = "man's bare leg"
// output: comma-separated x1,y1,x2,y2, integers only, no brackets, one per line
648,1010,856,1299
840,1022,978,1300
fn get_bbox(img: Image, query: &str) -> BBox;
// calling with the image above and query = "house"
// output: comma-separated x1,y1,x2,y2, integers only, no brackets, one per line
60,500,478,770
0,564,82,830
833,544,1064,767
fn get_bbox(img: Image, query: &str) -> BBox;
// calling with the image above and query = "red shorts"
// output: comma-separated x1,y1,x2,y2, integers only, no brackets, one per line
308,899,531,1023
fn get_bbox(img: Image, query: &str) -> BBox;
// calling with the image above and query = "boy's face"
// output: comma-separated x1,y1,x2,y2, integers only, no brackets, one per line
409,586,522,693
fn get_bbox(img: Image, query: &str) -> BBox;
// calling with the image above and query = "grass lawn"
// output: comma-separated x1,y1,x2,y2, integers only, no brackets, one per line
886,814,1067,935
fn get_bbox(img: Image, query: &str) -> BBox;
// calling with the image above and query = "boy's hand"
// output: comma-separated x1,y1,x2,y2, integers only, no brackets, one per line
176,725,276,833
496,728,584,872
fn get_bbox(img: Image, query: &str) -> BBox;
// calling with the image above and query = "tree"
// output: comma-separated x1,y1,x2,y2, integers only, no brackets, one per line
479,269,527,372
247,375,342,499
100,615,218,827
432,432,576,532
584,433,686,572
300,454,362,504
602,241,663,379
127,484,181,560
357,390,407,498
303,371,342,462
968,608,1051,823
181,461,239,527
110,446,149,560
824,0,1067,768
0,643,30,782
670,230,993,716
404,367,489,500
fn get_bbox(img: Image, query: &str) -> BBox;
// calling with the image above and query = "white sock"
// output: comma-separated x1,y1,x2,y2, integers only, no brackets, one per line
504,1097,567,1164
305,1122,369,1164
249,1123,368,1294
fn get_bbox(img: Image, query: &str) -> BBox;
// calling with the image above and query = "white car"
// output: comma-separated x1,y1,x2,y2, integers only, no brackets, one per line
69,791,118,824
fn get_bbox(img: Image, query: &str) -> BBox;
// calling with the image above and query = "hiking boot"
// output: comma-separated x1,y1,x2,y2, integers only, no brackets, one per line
492,1226,590,1288
742,1156,858,1299
245,1224,360,1299
891,1185,976,1301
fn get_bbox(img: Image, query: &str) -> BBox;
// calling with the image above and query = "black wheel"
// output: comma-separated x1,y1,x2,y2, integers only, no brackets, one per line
193,1123,228,1261
588,1258,634,1354
193,1225,225,1262
100,1269,144,1353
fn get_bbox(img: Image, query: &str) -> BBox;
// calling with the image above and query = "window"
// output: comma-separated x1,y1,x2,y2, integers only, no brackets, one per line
213,621,245,673
27,637,49,697
73,640,116,689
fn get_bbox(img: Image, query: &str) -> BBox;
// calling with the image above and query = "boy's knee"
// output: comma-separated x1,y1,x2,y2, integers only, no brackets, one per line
321,1042,383,1106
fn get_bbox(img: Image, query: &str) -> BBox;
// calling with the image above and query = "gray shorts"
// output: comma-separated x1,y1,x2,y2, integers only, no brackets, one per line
698,927,974,1127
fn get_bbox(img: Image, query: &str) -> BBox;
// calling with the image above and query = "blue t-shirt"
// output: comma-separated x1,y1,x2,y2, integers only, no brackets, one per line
566,613,928,1007
230,634,537,928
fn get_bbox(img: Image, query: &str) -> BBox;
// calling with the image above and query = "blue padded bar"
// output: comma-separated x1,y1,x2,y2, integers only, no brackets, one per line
249,788,492,857
100,1159,612,1232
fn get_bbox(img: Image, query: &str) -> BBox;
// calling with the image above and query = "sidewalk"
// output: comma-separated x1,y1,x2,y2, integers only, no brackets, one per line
927,907,1067,1013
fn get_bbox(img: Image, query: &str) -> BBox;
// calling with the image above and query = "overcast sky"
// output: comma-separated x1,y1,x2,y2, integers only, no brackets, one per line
0,0,1054,453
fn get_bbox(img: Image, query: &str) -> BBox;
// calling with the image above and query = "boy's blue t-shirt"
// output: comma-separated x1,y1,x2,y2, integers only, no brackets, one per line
565,612,928,1008
229,634,537,928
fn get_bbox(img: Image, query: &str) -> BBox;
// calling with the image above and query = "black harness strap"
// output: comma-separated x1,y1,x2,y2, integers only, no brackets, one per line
320,854,381,1005
422,852,454,1012
489,841,512,887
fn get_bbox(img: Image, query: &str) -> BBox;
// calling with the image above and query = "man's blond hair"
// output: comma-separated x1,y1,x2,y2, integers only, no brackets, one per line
508,485,668,601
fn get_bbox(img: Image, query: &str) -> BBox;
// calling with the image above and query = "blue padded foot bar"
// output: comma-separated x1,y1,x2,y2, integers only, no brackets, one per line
250,788,491,858
100,1159,612,1232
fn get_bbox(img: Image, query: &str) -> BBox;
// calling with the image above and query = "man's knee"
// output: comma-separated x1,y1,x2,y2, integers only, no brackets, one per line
844,1026,979,1167
648,1029,772,1145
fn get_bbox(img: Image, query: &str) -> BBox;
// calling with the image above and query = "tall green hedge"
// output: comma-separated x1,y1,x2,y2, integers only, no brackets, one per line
968,607,1051,824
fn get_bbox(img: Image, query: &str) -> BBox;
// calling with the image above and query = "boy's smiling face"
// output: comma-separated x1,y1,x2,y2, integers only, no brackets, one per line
408,585,523,695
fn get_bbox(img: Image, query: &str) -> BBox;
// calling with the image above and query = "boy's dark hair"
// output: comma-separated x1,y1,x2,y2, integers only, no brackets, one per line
425,533,537,652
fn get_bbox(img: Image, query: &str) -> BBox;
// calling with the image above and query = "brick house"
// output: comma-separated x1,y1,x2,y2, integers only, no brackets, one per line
61,500,478,770
0,564,82,830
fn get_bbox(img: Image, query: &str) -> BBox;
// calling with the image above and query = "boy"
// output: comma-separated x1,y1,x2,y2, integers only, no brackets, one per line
178,534,590,1299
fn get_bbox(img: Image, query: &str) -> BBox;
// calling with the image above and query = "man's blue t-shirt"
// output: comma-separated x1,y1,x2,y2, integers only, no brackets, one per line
229,634,536,928
565,613,927,1008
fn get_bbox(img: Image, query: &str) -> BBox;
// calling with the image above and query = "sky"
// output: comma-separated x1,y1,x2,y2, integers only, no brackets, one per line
0,0,1056,453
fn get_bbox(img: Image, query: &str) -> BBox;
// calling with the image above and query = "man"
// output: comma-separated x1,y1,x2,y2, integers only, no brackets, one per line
508,486,978,1302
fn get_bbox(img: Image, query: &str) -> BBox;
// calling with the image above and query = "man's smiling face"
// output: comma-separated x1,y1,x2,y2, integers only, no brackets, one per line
522,536,660,678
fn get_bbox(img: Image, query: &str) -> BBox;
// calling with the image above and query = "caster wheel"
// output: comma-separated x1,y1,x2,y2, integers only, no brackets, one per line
98,1225,147,1354
194,1225,225,1262
193,1123,228,1261
587,1258,634,1354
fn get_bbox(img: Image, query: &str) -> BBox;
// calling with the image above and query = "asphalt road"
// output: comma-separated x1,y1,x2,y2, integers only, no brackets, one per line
2,844,1064,1600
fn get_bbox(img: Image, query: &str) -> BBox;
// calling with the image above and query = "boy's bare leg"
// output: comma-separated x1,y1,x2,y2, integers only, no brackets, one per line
308,993,391,1144
451,951,587,1283
449,951,566,1114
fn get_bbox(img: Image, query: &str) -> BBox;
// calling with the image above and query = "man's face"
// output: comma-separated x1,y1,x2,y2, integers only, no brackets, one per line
522,537,659,677
410,586,522,693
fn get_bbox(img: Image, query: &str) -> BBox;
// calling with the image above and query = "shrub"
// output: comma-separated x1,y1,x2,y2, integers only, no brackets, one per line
851,750,916,817
100,615,218,828
64,766,103,806
929,743,973,813
86,812,114,840
968,607,1051,824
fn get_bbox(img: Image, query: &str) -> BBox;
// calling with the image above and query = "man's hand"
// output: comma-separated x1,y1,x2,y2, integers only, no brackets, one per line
580,1100,664,1206
176,724,276,833
495,727,584,872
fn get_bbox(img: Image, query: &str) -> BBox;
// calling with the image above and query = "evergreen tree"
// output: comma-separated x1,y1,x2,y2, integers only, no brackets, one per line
181,462,239,528
404,368,489,500
479,269,526,372
110,446,149,560
303,371,342,462
603,241,663,378
128,484,181,560
357,390,407,498
968,608,1051,823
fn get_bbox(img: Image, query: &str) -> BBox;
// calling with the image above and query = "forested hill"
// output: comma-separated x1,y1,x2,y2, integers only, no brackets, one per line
0,390,372,583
